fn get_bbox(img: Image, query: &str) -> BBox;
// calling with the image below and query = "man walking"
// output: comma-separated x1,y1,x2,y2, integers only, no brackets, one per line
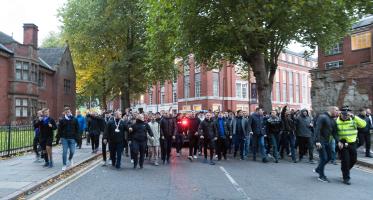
129,114,154,169
188,113,201,161
266,110,282,163
57,107,79,171
35,108,57,168
160,113,176,164
148,114,161,166
215,112,230,161
249,108,268,163
76,110,86,149
357,108,372,158
199,112,218,165
103,111,128,169
336,107,366,185
295,109,315,164
231,110,250,160
33,110,43,162
314,106,339,183
88,112,105,153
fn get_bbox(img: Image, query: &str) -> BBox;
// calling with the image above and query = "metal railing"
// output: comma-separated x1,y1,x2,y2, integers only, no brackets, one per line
0,124,35,157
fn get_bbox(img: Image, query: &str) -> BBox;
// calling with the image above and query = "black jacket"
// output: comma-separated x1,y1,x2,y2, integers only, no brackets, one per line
160,117,176,139
314,112,338,143
266,116,282,135
281,106,295,132
188,117,201,136
130,119,154,142
34,117,57,139
199,118,217,139
88,116,105,135
176,117,189,135
358,114,371,134
57,116,79,140
295,109,313,138
104,119,128,144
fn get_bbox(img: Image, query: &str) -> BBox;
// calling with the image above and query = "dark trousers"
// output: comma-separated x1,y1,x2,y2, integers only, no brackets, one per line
132,141,147,168
189,135,199,156
76,131,83,148
102,140,109,161
316,142,332,178
161,138,172,162
340,142,357,180
252,134,266,160
280,131,296,161
234,136,245,159
216,137,228,160
175,134,184,153
358,132,371,156
298,136,314,161
33,136,40,157
203,138,215,160
90,134,100,151
110,143,124,168
270,134,280,160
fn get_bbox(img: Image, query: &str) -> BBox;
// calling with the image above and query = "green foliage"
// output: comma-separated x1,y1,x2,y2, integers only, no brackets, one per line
41,31,65,48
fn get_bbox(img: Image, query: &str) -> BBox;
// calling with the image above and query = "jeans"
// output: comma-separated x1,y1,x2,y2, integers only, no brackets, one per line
316,142,332,178
33,136,40,157
90,134,100,151
270,134,280,160
161,138,172,162
175,134,184,154
252,134,266,160
280,131,296,161
132,141,147,168
110,143,124,168
61,138,76,166
243,135,251,157
233,135,245,159
203,138,215,160
189,135,199,157
358,132,371,156
330,139,336,162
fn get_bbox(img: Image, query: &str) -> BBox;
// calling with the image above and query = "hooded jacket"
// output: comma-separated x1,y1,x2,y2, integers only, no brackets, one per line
295,109,313,138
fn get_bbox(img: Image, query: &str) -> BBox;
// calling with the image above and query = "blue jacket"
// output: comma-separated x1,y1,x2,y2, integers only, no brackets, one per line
76,114,86,133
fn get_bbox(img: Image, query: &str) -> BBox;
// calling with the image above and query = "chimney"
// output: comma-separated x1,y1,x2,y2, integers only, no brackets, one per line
23,23,38,49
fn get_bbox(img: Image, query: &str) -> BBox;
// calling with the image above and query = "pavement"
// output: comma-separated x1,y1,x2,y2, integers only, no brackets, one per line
0,139,100,200
47,149,373,200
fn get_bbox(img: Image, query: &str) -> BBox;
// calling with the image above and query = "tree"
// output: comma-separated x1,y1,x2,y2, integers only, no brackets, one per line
147,0,373,112
41,31,65,48
59,0,169,111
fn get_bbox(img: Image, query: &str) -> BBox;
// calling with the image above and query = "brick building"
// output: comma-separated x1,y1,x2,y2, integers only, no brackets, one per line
312,16,373,113
127,50,316,113
0,24,76,124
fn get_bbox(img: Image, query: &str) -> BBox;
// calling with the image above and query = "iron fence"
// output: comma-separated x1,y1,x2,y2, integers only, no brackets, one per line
0,124,35,157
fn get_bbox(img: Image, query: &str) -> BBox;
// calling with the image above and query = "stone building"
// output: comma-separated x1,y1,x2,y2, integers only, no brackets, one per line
312,16,373,114
0,24,76,124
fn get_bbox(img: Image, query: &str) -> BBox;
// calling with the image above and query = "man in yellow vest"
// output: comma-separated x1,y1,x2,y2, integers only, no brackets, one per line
336,106,366,185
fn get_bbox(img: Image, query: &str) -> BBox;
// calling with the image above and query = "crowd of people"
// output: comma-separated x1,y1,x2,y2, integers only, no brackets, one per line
32,105,372,185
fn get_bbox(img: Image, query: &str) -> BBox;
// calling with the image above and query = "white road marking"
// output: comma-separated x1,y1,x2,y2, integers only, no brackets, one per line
29,159,102,200
219,166,251,200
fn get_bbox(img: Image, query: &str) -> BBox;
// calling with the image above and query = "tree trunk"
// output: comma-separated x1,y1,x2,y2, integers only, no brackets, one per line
246,52,273,112
121,89,131,113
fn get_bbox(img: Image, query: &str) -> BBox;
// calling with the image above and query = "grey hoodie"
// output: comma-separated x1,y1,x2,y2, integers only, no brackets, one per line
295,109,313,138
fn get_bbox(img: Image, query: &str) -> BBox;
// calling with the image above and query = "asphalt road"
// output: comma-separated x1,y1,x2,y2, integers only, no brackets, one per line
47,150,373,200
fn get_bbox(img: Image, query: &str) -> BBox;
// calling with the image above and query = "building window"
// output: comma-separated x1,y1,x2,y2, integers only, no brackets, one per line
184,75,190,98
325,61,343,70
251,83,257,102
237,104,249,112
288,71,293,103
148,87,153,104
351,31,371,50
160,92,165,104
325,43,343,55
295,73,300,103
212,72,219,96
15,61,30,81
64,79,71,94
282,71,287,102
275,70,280,102
31,64,37,83
31,99,38,117
195,73,201,97
281,53,286,61
15,98,28,117
38,101,47,110
236,83,242,98
172,82,177,103
302,74,307,104
38,71,46,87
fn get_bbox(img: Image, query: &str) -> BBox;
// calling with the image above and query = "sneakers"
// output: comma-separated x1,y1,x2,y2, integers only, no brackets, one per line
102,160,107,166
262,158,269,163
131,159,134,164
343,179,351,185
188,156,193,162
62,165,67,171
318,176,330,183
68,159,74,167
154,162,159,166
210,161,215,165
48,161,54,168
313,168,320,174
193,155,198,159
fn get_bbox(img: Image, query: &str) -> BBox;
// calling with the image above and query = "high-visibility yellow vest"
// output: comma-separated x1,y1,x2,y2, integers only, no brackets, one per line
336,116,367,143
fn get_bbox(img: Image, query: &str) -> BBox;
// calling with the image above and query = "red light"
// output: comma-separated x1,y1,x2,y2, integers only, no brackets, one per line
182,119,188,126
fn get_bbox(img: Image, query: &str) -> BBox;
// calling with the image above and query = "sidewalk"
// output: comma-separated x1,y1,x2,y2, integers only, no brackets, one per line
0,139,101,200
357,146,373,168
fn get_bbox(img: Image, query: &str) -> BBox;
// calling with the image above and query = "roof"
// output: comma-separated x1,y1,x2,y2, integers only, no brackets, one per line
38,47,66,67
283,49,317,61
352,15,373,30
38,57,56,71
0,43,13,55
0,31,18,44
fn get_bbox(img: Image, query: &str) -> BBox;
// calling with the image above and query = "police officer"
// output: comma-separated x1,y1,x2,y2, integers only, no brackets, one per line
336,106,366,185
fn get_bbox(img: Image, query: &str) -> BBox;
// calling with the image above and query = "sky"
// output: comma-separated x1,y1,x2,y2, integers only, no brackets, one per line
0,0,316,57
